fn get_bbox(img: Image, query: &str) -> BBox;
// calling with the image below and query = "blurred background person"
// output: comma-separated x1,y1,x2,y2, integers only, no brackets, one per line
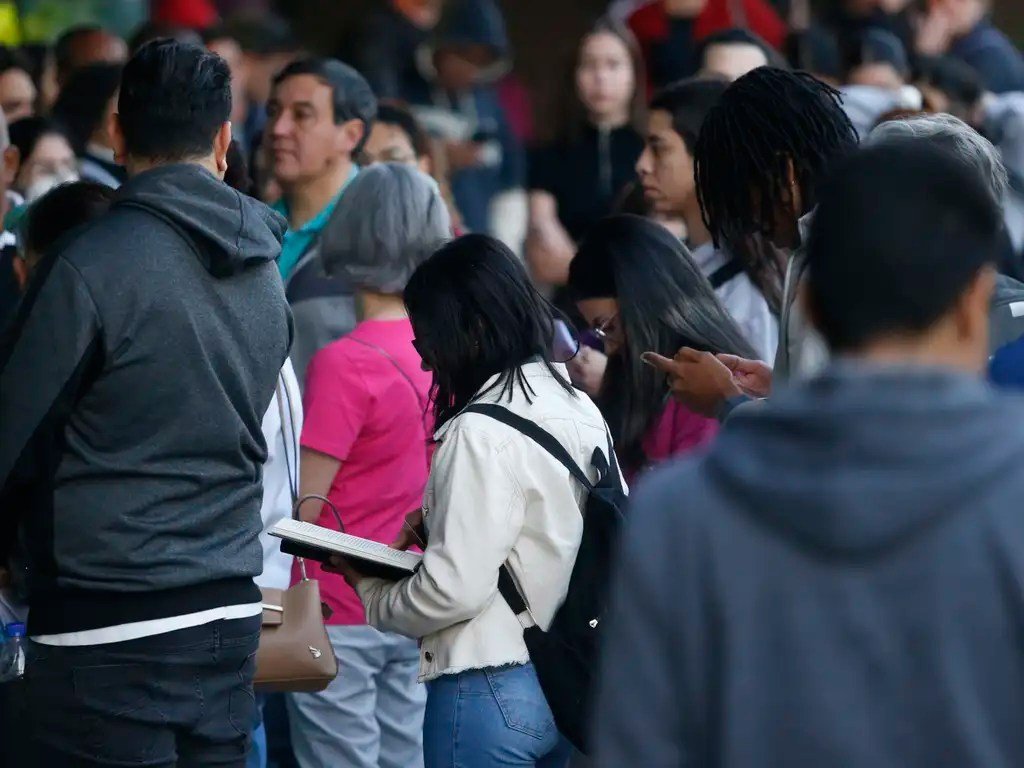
627,0,786,91
568,214,756,478
915,0,1024,94
0,48,36,122
204,23,252,153
289,164,449,768
0,110,19,329
637,76,778,361
526,17,645,288
267,58,377,387
7,117,77,203
696,27,785,80
401,0,525,238
127,20,202,54
53,24,126,88
784,25,843,85
351,0,443,100
52,62,125,188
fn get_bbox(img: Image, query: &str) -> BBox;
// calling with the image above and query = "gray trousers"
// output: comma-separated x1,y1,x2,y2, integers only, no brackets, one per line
287,625,425,768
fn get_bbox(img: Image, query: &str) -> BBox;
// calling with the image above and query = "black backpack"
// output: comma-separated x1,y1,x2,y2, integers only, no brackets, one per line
462,403,628,754
991,274,1024,352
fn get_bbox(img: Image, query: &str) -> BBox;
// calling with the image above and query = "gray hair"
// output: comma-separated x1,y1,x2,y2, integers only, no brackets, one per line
868,113,1008,203
320,163,451,294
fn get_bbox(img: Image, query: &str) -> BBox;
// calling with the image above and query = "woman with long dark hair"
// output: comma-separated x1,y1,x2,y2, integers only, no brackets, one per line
569,214,756,476
338,234,619,767
526,16,646,288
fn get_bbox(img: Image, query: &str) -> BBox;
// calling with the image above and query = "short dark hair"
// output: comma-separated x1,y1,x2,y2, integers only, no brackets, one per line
22,180,115,260
128,21,203,55
0,45,32,76
118,39,231,161
916,55,984,118
272,58,377,153
697,28,787,70
376,101,431,159
224,13,299,55
649,77,729,153
807,142,1002,351
404,234,575,429
695,67,858,246
54,25,101,77
51,62,123,154
841,28,909,80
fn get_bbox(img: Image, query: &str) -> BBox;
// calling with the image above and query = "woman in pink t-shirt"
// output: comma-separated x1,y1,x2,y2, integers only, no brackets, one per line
566,214,759,479
286,164,451,768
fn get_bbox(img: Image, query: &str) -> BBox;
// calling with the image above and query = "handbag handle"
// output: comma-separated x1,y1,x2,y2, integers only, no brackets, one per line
275,374,346,581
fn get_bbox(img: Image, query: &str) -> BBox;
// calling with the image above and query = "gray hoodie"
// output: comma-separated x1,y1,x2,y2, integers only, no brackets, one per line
594,365,1024,767
0,163,291,636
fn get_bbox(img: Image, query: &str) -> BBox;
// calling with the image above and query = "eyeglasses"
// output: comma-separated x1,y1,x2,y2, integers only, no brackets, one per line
592,315,619,342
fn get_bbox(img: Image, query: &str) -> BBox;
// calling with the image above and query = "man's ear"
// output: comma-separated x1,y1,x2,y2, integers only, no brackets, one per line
214,121,233,176
336,118,366,158
12,256,29,292
109,113,127,166
953,265,996,344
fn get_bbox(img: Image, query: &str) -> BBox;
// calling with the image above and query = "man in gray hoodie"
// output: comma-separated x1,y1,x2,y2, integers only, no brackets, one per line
0,40,290,764
593,141,1024,767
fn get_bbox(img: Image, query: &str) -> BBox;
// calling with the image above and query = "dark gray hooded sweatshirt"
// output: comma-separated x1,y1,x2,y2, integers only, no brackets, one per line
0,163,291,636
594,364,1024,768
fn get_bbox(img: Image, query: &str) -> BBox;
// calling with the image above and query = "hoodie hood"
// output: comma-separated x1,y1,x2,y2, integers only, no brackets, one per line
708,364,1024,557
115,163,287,278
418,0,511,85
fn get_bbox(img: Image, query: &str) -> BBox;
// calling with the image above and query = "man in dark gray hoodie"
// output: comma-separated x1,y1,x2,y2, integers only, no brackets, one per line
593,141,1024,767
0,40,290,764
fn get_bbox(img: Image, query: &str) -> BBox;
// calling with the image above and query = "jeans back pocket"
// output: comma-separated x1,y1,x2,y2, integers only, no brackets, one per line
484,664,556,740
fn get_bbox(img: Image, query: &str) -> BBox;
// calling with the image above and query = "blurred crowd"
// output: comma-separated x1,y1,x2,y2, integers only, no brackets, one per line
0,0,1023,767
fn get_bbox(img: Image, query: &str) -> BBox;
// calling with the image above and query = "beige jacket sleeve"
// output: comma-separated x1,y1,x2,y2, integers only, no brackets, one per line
356,423,524,639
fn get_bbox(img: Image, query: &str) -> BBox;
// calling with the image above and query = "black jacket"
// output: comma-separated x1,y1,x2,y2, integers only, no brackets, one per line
0,163,291,635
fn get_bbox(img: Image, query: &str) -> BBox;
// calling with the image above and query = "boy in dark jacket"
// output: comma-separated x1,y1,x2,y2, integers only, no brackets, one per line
594,142,1024,767
0,40,291,765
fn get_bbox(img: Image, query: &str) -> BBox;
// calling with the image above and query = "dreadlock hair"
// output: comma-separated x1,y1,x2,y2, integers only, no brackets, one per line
694,68,857,308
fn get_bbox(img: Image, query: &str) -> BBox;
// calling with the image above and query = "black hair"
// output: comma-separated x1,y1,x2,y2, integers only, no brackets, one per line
224,139,254,196
569,214,755,470
784,27,842,82
51,63,123,154
272,58,377,153
54,25,101,78
649,77,729,153
22,180,115,259
695,67,858,246
561,16,646,138
118,39,231,162
697,28,788,71
375,101,431,159
404,233,576,429
0,46,31,76
129,21,203,55
915,55,984,119
9,117,70,166
807,141,1001,351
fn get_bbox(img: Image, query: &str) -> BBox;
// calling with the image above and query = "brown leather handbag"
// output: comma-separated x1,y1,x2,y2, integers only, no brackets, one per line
254,378,338,692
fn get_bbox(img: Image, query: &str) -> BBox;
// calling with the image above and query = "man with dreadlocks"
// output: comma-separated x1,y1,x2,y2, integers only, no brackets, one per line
644,67,858,417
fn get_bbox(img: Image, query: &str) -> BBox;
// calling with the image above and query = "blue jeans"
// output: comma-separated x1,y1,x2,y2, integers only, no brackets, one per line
247,693,267,768
423,663,571,768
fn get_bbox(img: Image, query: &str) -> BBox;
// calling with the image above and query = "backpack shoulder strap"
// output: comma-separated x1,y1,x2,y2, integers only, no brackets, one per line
461,403,593,490
708,258,745,290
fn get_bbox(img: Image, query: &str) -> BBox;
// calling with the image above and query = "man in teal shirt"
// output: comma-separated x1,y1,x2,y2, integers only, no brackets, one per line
267,58,377,383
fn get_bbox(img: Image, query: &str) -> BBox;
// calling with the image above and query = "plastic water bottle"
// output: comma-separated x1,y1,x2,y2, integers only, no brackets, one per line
0,622,26,682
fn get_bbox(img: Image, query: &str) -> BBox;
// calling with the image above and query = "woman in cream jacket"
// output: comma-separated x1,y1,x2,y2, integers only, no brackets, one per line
333,234,621,768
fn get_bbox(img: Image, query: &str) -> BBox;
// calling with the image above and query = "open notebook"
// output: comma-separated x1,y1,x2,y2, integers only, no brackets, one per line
270,519,422,581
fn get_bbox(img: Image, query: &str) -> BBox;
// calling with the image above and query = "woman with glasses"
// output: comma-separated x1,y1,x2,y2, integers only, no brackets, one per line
334,233,621,767
568,214,757,478
287,163,450,768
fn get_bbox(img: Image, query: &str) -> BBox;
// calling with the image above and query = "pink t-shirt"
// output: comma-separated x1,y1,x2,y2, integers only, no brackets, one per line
295,319,432,625
636,399,718,479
